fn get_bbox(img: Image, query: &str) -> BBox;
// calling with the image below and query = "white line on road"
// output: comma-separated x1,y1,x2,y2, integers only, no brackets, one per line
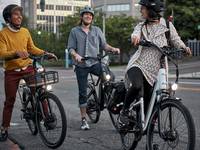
179,81,200,85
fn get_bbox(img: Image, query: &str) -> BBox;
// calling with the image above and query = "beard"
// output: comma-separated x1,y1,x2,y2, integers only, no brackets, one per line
82,19,92,26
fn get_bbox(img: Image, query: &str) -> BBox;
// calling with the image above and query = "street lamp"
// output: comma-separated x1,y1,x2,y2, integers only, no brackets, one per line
37,31,41,35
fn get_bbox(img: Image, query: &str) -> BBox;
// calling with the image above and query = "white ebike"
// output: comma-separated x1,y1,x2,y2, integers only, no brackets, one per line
118,40,196,150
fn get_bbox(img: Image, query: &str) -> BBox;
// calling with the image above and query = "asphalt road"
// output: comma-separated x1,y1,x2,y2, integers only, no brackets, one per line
0,66,199,150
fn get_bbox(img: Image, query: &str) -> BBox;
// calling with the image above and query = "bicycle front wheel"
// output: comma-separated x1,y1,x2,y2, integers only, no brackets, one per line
147,99,196,150
22,88,38,135
86,83,101,123
36,92,67,149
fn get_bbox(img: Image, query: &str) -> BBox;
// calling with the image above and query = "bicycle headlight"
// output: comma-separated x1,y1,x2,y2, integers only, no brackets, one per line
105,74,111,81
171,83,178,91
37,67,44,72
46,85,53,91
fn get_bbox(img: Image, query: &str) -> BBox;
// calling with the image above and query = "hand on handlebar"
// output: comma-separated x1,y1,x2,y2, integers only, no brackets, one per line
184,47,192,56
16,51,29,59
132,36,140,46
111,47,120,54
45,52,58,61
73,53,83,63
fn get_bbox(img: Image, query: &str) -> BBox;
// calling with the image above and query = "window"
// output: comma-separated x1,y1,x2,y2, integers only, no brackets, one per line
67,6,72,11
107,4,130,12
37,4,40,9
74,6,81,11
74,0,89,1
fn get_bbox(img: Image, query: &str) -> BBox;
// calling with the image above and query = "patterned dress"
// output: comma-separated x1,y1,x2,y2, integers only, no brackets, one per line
125,19,187,87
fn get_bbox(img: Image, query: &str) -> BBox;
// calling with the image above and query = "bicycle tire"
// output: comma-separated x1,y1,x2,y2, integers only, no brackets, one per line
147,99,195,150
86,83,101,123
36,92,67,149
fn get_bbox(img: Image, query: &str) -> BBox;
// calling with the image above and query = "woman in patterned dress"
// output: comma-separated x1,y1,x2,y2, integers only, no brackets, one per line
118,0,191,127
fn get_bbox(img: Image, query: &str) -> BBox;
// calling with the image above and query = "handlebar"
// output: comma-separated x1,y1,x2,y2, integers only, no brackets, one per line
5,53,57,62
138,39,186,56
138,39,183,83
81,52,118,61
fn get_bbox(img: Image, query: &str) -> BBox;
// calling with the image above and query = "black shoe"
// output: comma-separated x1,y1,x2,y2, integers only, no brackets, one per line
118,110,129,128
0,130,8,142
153,144,159,150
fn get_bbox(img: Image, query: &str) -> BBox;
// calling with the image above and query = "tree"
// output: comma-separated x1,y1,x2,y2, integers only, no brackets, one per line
58,13,138,63
165,0,200,40
58,15,80,60
105,15,138,64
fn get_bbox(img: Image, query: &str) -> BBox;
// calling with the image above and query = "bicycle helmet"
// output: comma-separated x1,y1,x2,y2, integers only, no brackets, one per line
139,0,164,12
3,4,23,23
80,6,94,16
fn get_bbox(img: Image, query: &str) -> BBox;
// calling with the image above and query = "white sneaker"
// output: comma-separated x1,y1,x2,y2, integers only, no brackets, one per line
80,118,90,130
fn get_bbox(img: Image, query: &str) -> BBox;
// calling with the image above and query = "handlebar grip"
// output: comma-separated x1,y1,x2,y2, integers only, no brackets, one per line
138,39,152,47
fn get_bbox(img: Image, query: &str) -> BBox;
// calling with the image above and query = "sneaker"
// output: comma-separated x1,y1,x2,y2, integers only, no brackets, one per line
80,118,90,130
0,130,8,142
118,110,130,128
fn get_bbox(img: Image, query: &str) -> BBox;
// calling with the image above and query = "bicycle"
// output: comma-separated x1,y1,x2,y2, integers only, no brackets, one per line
116,40,196,150
18,54,67,149
82,53,124,129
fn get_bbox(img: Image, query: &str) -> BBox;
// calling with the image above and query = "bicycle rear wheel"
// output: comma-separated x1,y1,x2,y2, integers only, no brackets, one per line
36,92,67,149
147,99,195,150
86,83,101,123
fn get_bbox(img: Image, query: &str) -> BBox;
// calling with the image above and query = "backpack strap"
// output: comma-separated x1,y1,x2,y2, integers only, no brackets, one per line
165,20,171,46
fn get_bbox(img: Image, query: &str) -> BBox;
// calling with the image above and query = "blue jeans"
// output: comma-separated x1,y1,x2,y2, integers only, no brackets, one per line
75,63,102,108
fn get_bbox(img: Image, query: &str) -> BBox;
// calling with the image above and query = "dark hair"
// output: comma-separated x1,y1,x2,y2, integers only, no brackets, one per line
148,8,162,19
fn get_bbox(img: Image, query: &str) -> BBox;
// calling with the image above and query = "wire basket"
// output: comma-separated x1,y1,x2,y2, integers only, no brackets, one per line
23,71,59,87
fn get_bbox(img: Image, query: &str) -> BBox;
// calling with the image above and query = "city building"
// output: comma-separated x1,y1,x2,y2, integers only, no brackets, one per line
21,0,37,29
92,0,140,18
21,0,91,32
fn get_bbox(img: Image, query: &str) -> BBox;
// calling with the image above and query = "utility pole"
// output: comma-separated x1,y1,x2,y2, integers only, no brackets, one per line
102,0,107,35
53,3,56,34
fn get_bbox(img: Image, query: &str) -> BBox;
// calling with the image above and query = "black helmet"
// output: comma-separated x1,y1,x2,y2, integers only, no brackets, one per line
3,4,23,23
139,0,164,12
80,6,94,16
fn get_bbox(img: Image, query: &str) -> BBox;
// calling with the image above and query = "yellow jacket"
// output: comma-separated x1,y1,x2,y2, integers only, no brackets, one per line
0,27,44,70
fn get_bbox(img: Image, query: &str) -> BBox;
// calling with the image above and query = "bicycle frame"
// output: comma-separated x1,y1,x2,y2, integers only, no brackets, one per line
129,59,168,131
18,55,58,119
86,54,116,106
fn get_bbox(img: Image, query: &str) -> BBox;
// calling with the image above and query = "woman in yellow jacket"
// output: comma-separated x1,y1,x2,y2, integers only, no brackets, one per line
0,4,56,141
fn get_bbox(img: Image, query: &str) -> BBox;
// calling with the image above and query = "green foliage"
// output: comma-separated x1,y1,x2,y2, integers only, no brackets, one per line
28,13,138,64
59,13,138,63
165,0,200,40
105,15,137,63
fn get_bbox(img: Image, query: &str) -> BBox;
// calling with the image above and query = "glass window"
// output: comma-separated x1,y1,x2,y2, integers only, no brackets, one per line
107,4,130,12
37,4,40,9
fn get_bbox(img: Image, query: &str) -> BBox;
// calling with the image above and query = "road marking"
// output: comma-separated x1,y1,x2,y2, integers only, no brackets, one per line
179,81,200,85
60,76,76,79
179,87,200,92
10,122,20,126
